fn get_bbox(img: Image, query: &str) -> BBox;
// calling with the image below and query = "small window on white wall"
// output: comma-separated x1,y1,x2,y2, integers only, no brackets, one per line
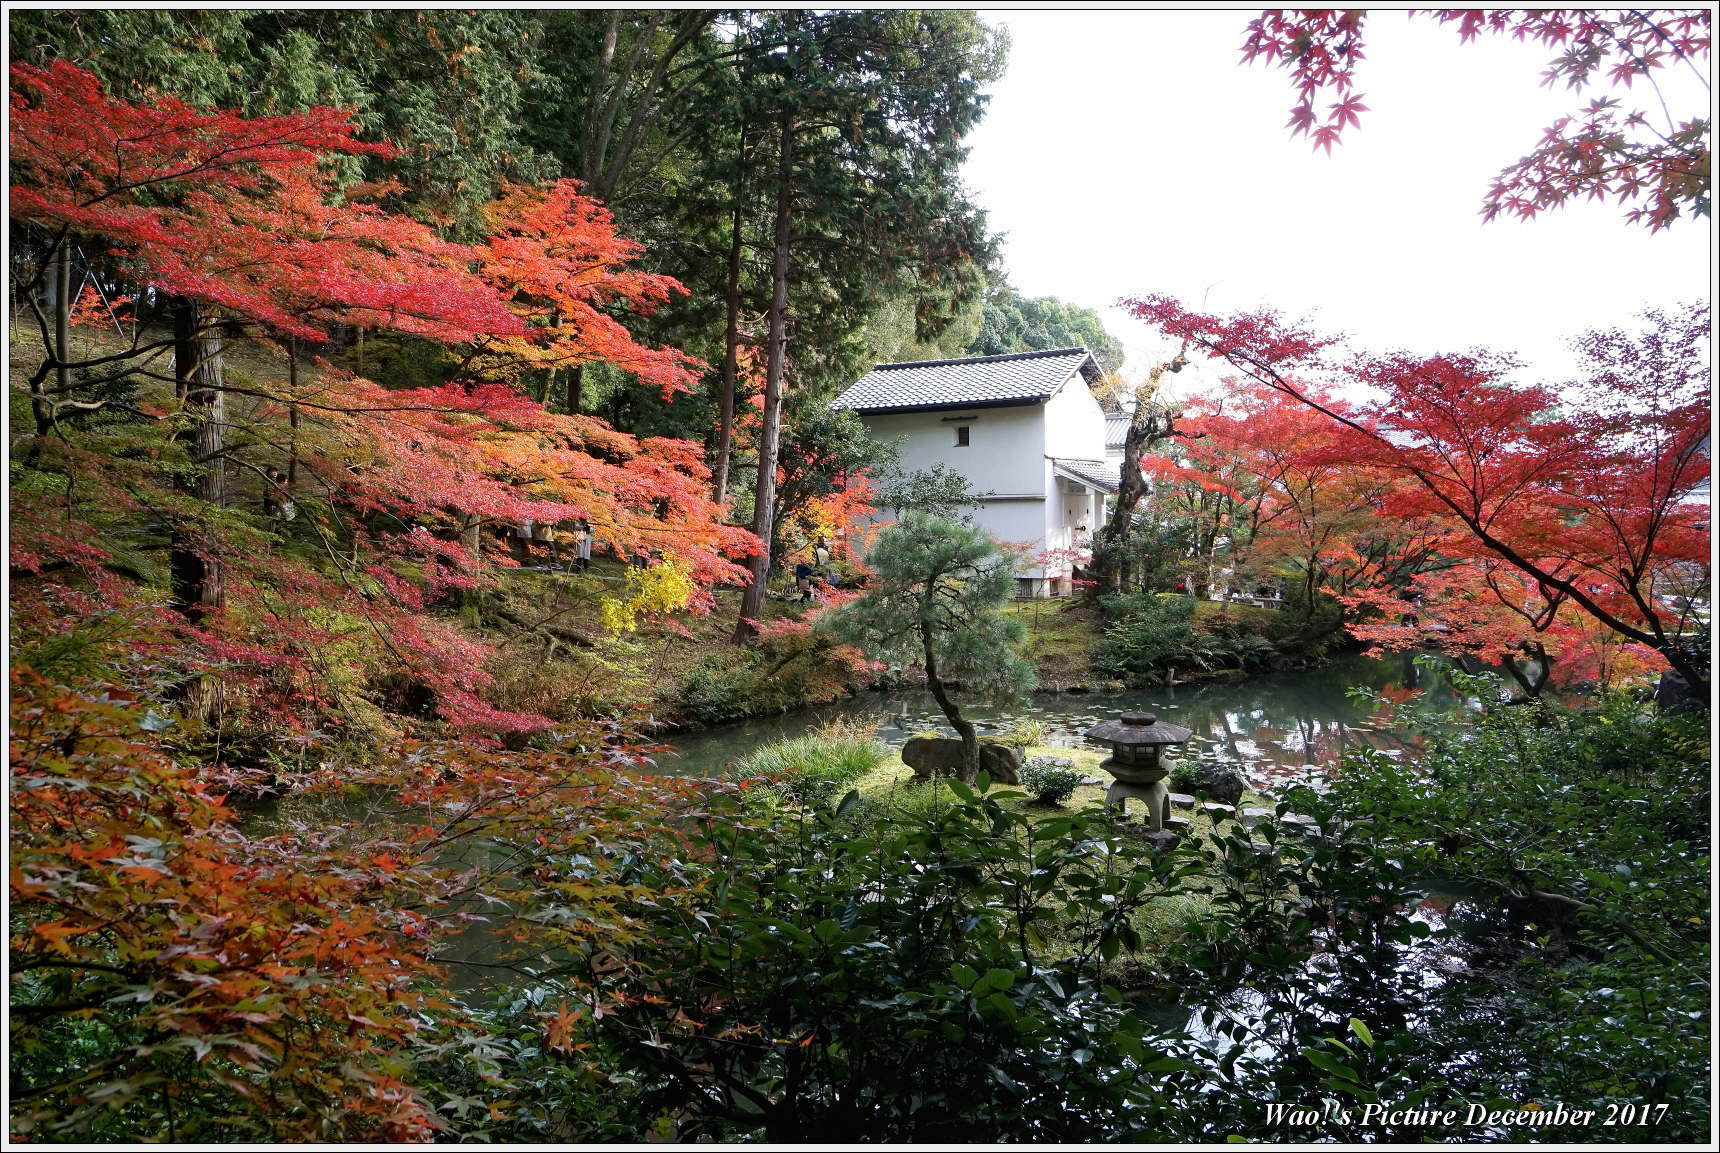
954,425,970,446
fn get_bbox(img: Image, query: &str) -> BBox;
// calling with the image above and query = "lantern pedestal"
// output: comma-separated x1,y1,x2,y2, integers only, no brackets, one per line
1104,775,1171,831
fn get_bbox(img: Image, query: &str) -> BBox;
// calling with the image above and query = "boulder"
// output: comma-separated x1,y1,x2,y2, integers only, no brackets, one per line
1141,829,1182,853
1173,762,1247,807
1654,670,1705,715
902,737,1022,785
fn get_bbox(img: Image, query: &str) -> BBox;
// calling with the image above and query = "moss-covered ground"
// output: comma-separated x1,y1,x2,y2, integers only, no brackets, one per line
1003,598,1106,687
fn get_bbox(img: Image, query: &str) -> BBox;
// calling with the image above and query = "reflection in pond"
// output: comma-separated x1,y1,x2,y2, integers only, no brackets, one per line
652,651,1473,786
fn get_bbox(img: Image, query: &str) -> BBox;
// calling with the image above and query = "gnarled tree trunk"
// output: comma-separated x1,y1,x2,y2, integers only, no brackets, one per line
1094,353,1188,596
921,621,979,777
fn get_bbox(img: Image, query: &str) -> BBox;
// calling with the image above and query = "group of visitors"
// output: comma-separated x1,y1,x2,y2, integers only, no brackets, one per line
510,518,595,572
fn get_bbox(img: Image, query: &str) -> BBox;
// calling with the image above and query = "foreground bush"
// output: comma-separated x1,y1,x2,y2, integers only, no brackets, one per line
8,667,707,1142
421,674,1710,1143
434,773,1490,1141
1326,674,1711,1139
677,624,872,726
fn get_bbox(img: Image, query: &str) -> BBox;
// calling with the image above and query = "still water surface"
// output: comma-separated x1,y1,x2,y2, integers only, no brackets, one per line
652,651,1470,785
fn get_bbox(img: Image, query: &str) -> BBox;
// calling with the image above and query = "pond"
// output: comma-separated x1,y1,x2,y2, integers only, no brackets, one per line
650,650,1473,787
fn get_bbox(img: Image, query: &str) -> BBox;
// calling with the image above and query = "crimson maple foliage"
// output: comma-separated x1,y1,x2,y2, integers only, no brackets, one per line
10,59,520,349
1142,382,1442,615
7,661,720,1140
1340,563,1668,698
1242,9,1712,229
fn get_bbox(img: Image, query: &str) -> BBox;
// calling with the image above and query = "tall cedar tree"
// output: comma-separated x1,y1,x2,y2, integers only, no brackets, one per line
728,10,1006,638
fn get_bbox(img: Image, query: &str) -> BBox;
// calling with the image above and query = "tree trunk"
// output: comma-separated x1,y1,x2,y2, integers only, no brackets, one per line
1094,353,1188,596
566,363,584,415
29,241,71,436
711,118,750,506
1504,641,1552,699
170,300,228,725
922,622,979,778
285,338,300,489
580,12,622,182
52,243,70,420
734,104,794,641
170,307,226,620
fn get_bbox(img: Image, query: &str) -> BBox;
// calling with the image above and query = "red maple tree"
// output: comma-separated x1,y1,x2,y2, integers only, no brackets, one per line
469,180,706,397
10,61,756,734
1242,9,1712,229
9,61,757,1138
1123,294,1710,692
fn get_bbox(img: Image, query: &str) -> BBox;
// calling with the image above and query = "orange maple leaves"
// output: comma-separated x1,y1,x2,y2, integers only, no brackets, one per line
471,181,706,396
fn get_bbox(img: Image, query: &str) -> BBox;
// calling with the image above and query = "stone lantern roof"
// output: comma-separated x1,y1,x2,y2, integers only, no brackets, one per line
1085,711,1192,747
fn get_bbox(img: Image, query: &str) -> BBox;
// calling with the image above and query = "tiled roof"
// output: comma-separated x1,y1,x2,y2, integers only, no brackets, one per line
1103,413,1133,449
1051,457,1121,494
833,347,1101,413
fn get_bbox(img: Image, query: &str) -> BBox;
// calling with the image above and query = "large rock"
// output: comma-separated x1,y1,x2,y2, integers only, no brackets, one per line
1172,762,1246,807
902,737,1022,785
1654,670,1705,715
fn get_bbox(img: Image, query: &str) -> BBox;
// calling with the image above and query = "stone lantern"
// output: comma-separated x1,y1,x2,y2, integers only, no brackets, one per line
1084,711,1193,832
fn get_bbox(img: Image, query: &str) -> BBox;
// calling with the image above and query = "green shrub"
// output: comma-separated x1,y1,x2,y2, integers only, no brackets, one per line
1320,673,1711,1140
1019,756,1083,806
483,648,647,723
1093,591,1343,681
677,628,870,726
1091,593,1205,682
551,778,1194,1142
879,775,964,822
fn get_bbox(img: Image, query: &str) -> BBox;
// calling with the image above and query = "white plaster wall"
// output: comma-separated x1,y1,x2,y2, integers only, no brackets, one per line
1041,371,1108,461
859,405,1046,497
971,498,1049,572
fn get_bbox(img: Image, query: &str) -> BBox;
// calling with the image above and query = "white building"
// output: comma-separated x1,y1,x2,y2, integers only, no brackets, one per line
834,347,1120,597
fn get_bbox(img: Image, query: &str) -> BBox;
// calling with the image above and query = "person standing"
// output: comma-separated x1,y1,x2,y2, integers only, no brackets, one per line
532,518,559,567
572,519,593,572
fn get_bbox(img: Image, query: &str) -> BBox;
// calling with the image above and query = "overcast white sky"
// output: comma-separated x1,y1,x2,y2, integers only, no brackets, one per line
962,8,1712,396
